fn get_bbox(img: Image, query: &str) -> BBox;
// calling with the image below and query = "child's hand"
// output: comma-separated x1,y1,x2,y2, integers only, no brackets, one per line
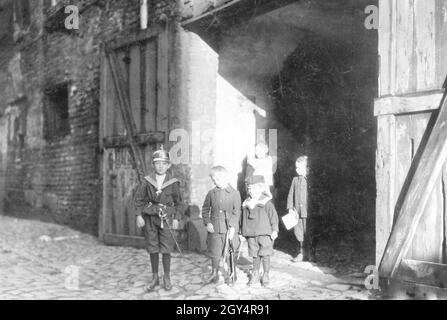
289,209,298,218
172,219,179,230
206,223,215,233
271,231,278,241
137,216,145,228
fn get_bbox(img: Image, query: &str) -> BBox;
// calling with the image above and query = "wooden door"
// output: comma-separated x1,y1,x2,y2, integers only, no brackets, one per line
378,93,447,288
99,27,169,247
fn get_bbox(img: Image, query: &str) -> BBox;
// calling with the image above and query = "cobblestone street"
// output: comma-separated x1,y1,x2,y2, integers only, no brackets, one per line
0,215,375,300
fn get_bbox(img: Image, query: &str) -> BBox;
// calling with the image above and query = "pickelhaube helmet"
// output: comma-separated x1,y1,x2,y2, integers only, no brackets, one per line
152,145,170,163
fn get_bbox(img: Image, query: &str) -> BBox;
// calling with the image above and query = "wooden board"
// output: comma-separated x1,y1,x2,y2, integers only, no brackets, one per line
103,233,146,249
378,0,392,96
145,40,157,132
379,93,447,279
399,259,447,288
157,27,169,136
374,91,443,116
375,114,396,264
129,45,142,133
407,113,443,263
378,0,440,96
435,0,447,87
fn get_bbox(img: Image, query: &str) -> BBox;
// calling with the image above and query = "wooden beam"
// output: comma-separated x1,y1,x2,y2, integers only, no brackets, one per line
379,90,447,279
385,278,447,299
103,233,146,249
105,48,148,180
399,259,447,288
374,90,444,116
181,0,300,30
108,24,164,50
103,132,165,149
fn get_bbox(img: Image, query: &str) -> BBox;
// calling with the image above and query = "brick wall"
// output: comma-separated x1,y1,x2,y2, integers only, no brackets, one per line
0,0,177,234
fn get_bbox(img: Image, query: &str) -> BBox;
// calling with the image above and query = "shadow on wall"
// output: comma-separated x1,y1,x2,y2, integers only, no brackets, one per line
270,33,377,245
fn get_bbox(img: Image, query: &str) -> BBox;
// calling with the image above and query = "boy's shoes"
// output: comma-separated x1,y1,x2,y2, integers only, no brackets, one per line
163,274,172,291
292,253,303,263
247,271,260,286
145,275,160,292
261,272,270,287
206,269,219,284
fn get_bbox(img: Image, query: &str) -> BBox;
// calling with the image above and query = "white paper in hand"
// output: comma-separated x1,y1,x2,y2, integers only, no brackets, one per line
282,209,299,230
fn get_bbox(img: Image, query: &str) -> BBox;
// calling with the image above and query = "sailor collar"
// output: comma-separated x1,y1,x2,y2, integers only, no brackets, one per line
144,173,179,191
243,194,271,209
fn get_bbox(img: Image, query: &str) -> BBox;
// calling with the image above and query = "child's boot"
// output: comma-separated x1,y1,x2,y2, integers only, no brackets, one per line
248,257,261,286
261,256,270,287
206,268,219,284
206,258,220,284
145,253,160,292
162,254,172,291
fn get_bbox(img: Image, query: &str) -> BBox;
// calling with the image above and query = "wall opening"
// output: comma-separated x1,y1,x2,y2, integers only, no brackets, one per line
185,0,378,270
44,83,70,140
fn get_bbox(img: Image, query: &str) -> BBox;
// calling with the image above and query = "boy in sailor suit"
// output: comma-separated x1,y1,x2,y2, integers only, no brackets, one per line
134,147,183,292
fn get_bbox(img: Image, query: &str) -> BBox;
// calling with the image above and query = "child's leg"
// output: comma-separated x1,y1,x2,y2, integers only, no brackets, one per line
261,255,271,286
143,216,161,291
292,219,305,261
259,235,273,286
150,253,160,274
162,253,172,290
206,233,223,284
247,237,261,286
162,254,171,275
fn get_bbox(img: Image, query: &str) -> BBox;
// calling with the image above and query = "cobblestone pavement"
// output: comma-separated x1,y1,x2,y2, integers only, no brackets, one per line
0,216,377,300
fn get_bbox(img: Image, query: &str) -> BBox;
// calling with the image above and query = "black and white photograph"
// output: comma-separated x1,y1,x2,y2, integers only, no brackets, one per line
0,0,446,303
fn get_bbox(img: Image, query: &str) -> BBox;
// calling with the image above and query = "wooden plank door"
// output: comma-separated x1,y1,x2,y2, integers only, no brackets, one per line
99,27,168,247
379,91,447,283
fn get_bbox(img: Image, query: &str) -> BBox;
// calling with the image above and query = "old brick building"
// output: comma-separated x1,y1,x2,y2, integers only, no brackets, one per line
0,0,178,234
0,0,378,253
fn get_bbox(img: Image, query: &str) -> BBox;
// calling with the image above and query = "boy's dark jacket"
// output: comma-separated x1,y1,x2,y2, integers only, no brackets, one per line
240,196,279,237
134,171,183,220
202,185,241,234
287,175,308,218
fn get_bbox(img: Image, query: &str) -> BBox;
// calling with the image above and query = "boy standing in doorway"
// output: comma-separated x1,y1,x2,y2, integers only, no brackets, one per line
287,156,313,262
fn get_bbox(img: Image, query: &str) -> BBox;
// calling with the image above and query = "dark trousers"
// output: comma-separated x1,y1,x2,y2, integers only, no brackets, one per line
143,215,175,254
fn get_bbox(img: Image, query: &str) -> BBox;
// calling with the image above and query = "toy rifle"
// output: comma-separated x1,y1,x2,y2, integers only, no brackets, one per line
222,211,237,285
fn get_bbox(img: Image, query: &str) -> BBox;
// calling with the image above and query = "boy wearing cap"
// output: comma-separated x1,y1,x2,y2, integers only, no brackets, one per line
240,175,279,287
134,147,183,292
202,166,241,284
